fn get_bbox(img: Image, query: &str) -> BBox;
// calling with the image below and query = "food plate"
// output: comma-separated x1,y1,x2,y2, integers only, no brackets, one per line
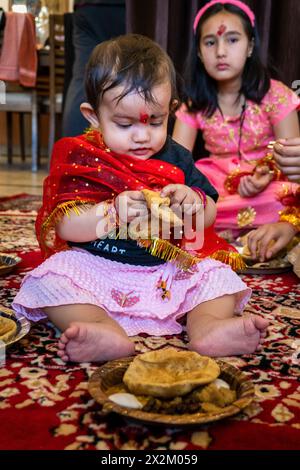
233,245,292,275
88,356,254,426
0,306,30,347
237,259,292,275
0,253,22,276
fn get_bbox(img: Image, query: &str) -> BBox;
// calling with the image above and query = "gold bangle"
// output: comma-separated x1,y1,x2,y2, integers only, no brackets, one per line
107,200,119,226
279,207,300,233
102,200,109,218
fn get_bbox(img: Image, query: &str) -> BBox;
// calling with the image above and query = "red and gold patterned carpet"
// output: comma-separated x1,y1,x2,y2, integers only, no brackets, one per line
0,194,300,450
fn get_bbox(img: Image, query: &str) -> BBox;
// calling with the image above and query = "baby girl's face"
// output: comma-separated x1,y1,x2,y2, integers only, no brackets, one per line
97,81,171,159
199,11,252,83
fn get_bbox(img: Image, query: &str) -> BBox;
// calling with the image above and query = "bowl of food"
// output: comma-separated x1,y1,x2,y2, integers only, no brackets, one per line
0,253,22,276
235,238,292,275
88,348,254,426
0,306,30,347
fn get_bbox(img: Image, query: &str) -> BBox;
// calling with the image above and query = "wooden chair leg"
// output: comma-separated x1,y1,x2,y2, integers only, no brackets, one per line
31,91,38,172
6,111,13,165
48,107,55,167
37,112,41,168
19,113,26,161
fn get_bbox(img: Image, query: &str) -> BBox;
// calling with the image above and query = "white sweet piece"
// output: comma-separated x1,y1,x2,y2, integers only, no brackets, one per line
213,378,230,389
108,393,143,409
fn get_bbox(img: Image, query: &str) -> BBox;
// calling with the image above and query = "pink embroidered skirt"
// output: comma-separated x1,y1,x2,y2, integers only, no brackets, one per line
13,249,251,336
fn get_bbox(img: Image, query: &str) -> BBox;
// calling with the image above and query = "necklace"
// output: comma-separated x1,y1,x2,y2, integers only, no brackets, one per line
238,98,247,160
218,96,247,160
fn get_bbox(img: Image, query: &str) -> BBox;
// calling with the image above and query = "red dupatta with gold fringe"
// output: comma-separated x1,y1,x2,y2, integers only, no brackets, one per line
36,130,243,269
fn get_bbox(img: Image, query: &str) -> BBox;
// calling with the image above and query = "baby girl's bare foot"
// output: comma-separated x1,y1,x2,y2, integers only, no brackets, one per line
57,321,135,362
188,314,269,357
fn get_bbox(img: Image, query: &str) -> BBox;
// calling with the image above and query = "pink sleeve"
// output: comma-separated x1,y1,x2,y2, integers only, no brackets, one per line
175,103,203,129
264,79,300,125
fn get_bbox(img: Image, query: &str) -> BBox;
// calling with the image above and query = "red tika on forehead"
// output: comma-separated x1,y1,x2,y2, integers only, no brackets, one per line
140,113,149,124
217,24,227,36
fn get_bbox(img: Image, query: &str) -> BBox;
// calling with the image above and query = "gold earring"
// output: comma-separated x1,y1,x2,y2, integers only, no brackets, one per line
170,99,179,112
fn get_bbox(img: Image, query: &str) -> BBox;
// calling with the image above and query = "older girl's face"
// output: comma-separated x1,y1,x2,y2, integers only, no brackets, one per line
199,11,253,83
95,82,171,159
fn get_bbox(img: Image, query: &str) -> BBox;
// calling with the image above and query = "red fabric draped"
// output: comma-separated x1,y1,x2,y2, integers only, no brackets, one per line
36,130,237,264
36,130,186,255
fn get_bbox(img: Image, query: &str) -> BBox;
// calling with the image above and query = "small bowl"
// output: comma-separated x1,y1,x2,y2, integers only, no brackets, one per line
0,306,30,346
0,253,22,276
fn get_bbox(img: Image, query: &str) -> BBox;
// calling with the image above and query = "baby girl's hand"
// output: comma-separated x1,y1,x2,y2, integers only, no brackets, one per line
115,191,148,223
160,184,202,215
238,166,273,198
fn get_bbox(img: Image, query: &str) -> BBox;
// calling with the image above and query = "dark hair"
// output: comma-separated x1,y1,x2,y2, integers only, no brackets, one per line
85,33,179,113
185,4,270,117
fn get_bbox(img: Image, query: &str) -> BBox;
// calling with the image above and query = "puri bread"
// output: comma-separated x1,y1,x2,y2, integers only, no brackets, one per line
0,316,17,343
123,348,220,398
142,189,171,208
141,189,183,227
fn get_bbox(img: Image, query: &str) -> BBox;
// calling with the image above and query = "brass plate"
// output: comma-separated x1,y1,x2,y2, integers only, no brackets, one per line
0,253,22,276
0,306,30,347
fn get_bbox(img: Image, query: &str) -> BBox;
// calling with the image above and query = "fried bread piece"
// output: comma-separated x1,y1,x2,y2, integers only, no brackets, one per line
0,316,17,343
123,348,220,398
142,189,183,227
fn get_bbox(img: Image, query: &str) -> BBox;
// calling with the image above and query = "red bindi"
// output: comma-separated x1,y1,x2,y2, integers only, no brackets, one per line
140,113,149,124
217,24,227,36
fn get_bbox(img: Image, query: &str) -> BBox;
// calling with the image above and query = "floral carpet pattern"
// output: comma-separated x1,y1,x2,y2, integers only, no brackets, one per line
0,194,299,450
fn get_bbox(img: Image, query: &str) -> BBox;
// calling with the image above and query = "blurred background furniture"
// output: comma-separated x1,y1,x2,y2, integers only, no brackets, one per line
37,14,65,161
0,8,71,171
0,82,38,170
0,11,39,171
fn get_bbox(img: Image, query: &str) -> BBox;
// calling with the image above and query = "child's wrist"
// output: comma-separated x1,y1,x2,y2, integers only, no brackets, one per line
191,186,207,209
103,199,120,227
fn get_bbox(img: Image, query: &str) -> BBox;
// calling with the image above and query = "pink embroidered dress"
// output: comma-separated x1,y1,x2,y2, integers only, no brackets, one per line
176,80,300,232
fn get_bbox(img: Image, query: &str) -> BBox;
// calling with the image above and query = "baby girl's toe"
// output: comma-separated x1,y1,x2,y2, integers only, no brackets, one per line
57,350,69,361
59,334,69,344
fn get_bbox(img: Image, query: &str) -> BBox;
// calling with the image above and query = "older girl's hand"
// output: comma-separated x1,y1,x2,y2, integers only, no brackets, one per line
247,222,297,261
238,166,273,198
273,138,300,182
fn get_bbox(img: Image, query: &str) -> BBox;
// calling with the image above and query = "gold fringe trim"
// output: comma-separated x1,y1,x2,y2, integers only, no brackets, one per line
138,238,246,271
279,207,300,233
40,199,95,252
210,250,246,271
138,238,200,270
42,200,94,230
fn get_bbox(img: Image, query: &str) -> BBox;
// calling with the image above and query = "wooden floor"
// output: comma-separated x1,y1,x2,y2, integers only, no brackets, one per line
0,158,48,197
